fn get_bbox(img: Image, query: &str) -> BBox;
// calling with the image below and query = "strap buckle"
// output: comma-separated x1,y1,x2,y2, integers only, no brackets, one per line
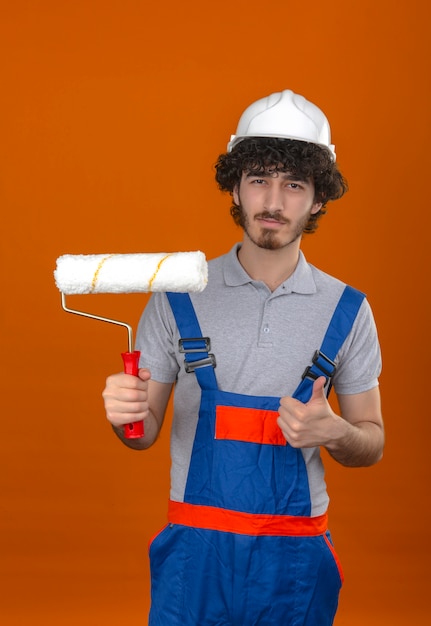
184,354,217,373
302,350,336,382
178,337,216,373
179,337,211,353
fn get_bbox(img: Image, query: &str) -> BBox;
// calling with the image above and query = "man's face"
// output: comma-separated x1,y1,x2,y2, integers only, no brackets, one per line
233,170,322,251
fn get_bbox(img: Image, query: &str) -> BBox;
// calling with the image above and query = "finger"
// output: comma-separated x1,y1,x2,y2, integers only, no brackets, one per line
309,376,327,403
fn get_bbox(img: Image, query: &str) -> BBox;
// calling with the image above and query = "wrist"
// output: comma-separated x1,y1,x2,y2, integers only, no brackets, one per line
325,414,353,454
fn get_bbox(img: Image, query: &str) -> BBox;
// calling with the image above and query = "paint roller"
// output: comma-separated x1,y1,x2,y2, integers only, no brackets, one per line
54,251,208,438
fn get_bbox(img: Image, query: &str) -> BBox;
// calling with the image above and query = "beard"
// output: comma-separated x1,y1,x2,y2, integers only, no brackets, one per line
236,206,311,251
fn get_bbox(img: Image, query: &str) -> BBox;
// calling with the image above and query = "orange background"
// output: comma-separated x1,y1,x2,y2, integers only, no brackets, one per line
1,1,430,624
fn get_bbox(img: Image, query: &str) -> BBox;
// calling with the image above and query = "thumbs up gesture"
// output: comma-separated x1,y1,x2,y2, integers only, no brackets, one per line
277,376,339,449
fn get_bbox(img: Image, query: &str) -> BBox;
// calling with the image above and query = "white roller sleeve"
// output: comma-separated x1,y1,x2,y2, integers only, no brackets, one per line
54,251,208,294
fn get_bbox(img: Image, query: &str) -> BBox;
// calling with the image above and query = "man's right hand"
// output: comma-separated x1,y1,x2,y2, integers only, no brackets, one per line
102,368,152,430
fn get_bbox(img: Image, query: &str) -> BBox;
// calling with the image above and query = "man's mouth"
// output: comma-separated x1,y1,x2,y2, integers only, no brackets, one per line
255,212,287,225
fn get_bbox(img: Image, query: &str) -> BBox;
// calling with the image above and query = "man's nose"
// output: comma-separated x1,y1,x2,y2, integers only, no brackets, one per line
264,184,283,211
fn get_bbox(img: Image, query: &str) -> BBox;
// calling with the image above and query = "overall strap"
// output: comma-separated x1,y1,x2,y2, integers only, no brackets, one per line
166,292,218,390
293,285,366,403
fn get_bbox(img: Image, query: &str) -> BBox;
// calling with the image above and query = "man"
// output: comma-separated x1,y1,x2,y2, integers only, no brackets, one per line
102,89,384,625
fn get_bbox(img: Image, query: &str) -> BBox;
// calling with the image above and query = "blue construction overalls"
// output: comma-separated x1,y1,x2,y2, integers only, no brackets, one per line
148,286,365,626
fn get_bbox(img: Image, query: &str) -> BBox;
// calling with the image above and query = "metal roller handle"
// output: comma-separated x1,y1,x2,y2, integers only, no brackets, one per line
61,294,144,438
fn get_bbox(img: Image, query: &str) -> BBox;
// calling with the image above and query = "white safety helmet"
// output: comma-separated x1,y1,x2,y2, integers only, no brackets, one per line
227,90,336,161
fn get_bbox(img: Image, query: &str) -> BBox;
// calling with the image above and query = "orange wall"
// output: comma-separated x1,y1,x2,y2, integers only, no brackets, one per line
1,1,430,624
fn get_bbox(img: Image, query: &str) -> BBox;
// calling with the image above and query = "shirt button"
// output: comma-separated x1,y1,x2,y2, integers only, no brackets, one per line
263,325,270,333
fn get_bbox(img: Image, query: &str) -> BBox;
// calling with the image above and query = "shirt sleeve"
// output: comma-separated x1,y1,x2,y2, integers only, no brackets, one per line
134,293,180,384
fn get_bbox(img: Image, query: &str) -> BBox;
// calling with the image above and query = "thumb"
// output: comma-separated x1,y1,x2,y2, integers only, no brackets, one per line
308,376,327,404
138,367,151,382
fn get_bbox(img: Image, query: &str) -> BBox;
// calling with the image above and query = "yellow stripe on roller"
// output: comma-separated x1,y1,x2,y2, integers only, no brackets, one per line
148,254,171,290
90,254,115,293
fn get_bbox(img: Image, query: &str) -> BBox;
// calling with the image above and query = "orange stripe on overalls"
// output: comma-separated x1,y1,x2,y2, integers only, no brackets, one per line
168,500,328,537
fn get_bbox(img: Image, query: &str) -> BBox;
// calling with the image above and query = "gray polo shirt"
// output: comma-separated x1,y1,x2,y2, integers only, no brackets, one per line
136,244,381,516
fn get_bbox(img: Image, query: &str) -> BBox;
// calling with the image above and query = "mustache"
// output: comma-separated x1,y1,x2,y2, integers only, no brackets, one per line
255,211,289,224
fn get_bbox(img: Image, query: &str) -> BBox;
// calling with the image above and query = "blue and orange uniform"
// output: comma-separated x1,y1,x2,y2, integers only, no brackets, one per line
147,284,364,626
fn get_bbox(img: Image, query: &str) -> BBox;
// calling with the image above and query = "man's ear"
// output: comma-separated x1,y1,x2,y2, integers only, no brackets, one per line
233,184,240,206
311,202,323,214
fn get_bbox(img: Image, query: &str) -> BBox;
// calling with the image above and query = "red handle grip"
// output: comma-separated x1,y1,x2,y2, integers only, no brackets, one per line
121,350,144,439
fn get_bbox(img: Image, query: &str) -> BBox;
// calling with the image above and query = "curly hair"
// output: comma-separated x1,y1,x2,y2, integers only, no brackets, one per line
214,137,348,234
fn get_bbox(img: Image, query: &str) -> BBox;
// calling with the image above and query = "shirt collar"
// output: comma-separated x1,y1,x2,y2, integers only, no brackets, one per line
223,243,317,295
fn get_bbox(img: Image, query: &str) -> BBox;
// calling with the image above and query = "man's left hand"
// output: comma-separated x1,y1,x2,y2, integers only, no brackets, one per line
277,376,339,448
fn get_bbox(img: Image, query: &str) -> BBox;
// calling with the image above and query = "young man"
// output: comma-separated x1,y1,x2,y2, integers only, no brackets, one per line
102,89,384,625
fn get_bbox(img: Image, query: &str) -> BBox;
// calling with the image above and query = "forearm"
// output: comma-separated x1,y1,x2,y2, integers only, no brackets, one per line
325,417,384,467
